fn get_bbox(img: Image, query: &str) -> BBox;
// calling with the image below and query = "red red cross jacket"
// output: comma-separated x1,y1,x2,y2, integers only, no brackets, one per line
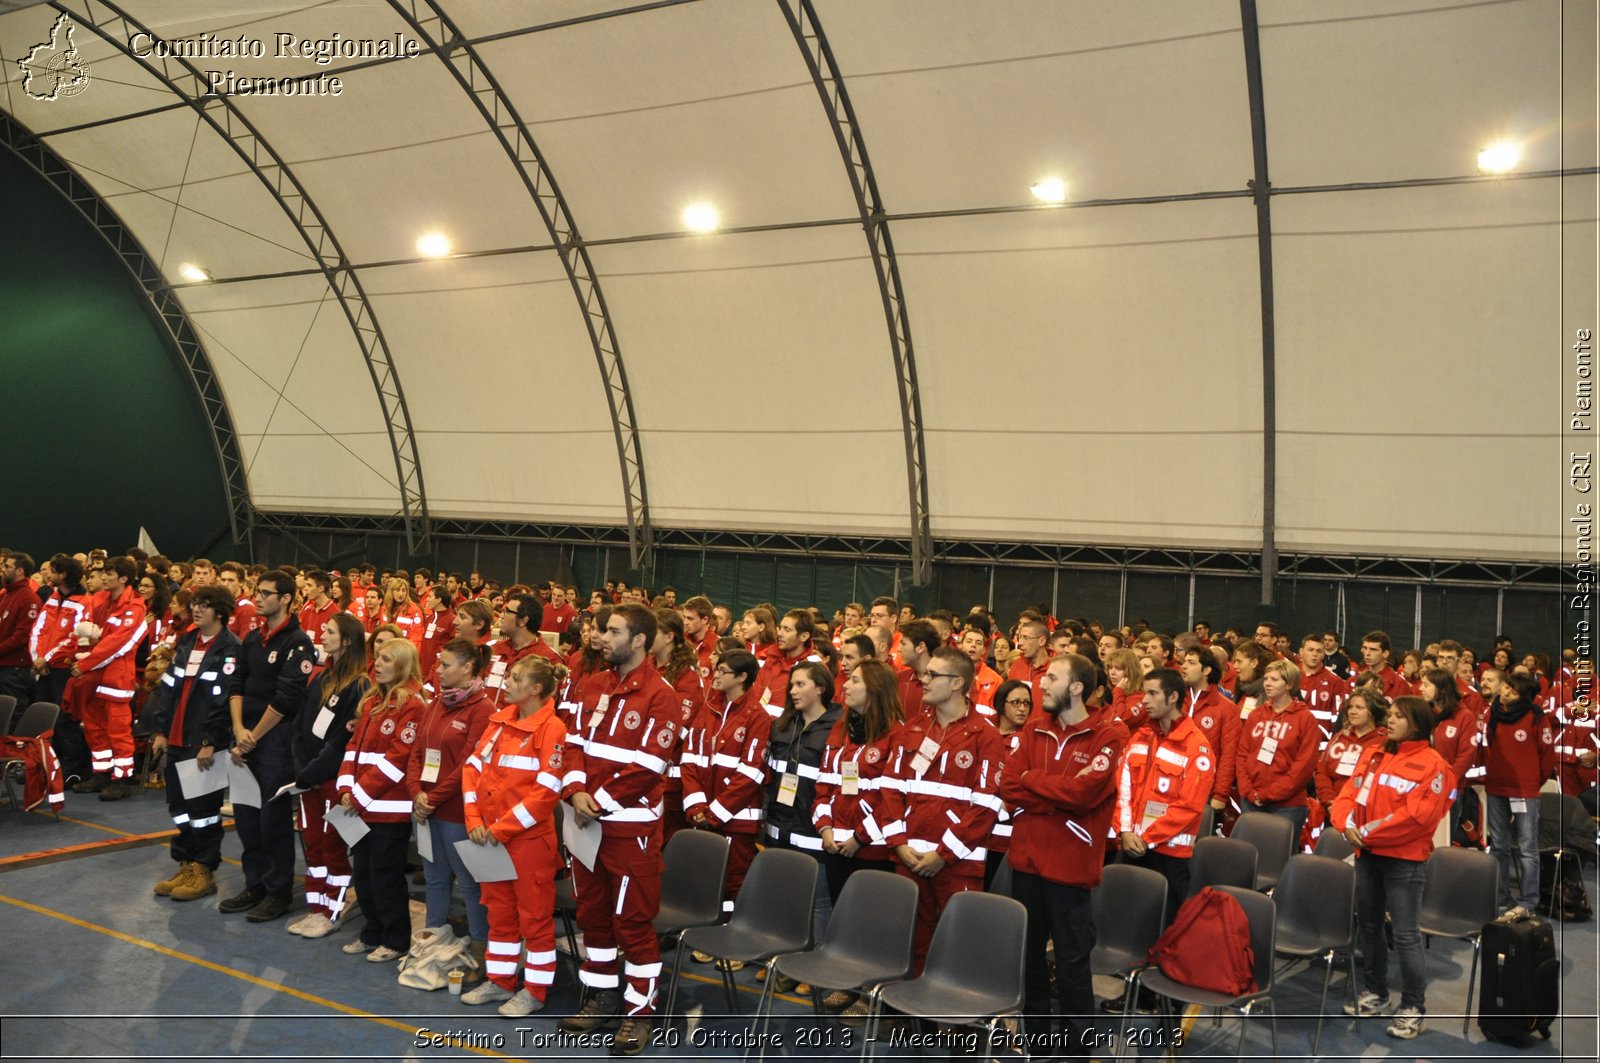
1554,703,1598,796
1299,668,1350,737
1430,705,1481,787
1115,717,1215,858
1001,708,1129,888
812,717,900,863
77,586,148,702
462,698,568,843
1186,685,1241,802
751,647,822,716
1313,726,1388,810
878,708,1006,876
298,599,341,647
1234,699,1321,808
385,602,426,648
680,687,771,832
1108,686,1148,730
1008,656,1049,715
1330,740,1454,862
0,578,41,668
30,587,89,671
484,636,562,705
659,666,705,815
1479,708,1558,798
337,685,427,823
560,659,681,838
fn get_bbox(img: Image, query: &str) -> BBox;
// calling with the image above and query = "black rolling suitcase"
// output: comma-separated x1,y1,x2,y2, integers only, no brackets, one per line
1477,916,1559,1044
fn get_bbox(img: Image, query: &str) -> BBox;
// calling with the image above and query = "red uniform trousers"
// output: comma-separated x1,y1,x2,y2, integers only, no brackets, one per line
574,830,664,1016
899,866,983,974
479,832,560,999
82,693,135,780
721,831,759,915
298,782,353,921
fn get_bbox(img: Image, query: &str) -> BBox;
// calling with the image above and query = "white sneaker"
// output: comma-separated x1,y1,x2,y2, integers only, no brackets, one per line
1385,1006,1424,1039
1344,990,1389,1017
461,980,514,1006
498,988,545,1018
285,912,318,935
341,939,375,955
366,945,402,963
1496,905,1531,924
298,915,337,939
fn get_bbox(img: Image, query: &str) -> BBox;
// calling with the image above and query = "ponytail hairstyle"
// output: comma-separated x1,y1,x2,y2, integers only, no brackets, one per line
438,636,489,678
509,655,570,705
653,608,699,685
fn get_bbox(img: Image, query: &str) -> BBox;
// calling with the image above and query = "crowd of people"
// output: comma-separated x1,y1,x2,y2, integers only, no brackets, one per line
0,545,1593,1057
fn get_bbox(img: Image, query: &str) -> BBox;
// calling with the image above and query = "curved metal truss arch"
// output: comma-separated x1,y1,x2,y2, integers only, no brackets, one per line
386,0,655,571
1,109,252,544
777,0,934,584
48,0,432,550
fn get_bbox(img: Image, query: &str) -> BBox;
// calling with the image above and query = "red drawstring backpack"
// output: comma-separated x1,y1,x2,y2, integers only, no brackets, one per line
1146,887,1256,995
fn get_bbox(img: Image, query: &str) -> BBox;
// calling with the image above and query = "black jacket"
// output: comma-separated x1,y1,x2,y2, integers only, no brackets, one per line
150,627,244,750
293,668,371,788
228,616,316,728
765,703,843,848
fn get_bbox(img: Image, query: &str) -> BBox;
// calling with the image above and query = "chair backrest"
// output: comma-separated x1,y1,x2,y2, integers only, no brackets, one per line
9,702,59,741
920,890,1027,1011
1092,863,1169,963
660,827,729,924
1313,827,1354,862
0,695,17,736
821,869,918,973
1215,885,1277,995
1188,836,1258,897
727,847,817,949
1232,811,1295,889
1273,854,1356,950
1419,847,1499,930
989,857,1014,898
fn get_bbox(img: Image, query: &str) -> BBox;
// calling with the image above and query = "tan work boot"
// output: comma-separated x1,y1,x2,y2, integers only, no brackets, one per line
155,862,194,897
609,1016,651,1056
462,939,487,986
558,989,622,1034
171,864,217,901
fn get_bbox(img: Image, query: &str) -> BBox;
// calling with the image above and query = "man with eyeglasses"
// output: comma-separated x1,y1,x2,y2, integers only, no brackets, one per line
1008,619,1051,715
1001,653,1129,1058
485,592,562,706
220,570,316,923
878,647,1004,974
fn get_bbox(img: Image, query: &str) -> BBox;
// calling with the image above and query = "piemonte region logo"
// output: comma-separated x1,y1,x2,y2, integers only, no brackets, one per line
19,13,93,101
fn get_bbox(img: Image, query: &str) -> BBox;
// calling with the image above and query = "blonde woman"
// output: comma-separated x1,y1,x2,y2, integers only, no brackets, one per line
336,638,427,962
1105,648,1146,727
380,577,425,648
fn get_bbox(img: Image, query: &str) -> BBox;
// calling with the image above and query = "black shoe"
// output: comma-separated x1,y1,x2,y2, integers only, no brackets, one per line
1101,992,1158,1015
219,886,266,914
71,775,107,794
245,894,292,923
98,780,130,801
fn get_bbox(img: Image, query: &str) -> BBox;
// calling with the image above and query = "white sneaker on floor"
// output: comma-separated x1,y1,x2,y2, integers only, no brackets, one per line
366,945,402,963
1385,1006,1424,1039
498,988,545,1018
285,912,318,935
341,939,375,955
1343,990,1389,1017
298,915,336,938
461,980,514,1006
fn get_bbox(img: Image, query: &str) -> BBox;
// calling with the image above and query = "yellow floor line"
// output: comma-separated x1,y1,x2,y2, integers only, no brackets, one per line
33,809,243,865
676,967,809,1007
0,891,523,1060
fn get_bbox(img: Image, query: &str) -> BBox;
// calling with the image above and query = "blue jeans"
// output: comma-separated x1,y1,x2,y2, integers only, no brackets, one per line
1485,794,1541,911
424,817,489,941
1355,853,1427,1010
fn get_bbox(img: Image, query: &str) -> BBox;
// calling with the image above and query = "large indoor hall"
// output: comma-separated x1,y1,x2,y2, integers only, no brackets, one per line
1,1,1596,1061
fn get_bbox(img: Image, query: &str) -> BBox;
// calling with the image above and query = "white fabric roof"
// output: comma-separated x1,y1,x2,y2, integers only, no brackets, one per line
3,0,1593,562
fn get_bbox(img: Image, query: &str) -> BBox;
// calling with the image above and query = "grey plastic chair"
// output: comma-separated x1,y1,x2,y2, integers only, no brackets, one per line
1091,863,1169,1014
1134,885,1278,1062
1313,826,1355,862
1418,846,1499,1035
753,870,917,1060
666,846,817,1019
1187,836,1258,897
0,694,18,736
866,891,1028,1061
1,702,60,814
654,827,731,936
1232,811,1295,891
1272,854,1356,1053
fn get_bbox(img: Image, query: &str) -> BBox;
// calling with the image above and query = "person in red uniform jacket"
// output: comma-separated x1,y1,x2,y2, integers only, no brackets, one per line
1000,653,1129,1054
1179,646,1240,823
1235,659,1322,842
959,626,1002,711
557,605,680,1054
1434,641,1488,722
681,649,771,921
378,578,425,649
407,638,497,979
337,638,427,962
1313,687,1389,824
539,586,578,636
1480,672,1559,920
1420,667,1478,788
0,551,41,704
1104,648,1148,730
985,679,1032,889
417,585,454,682
485,593,561,705
457,654,570,1017
893,620,942,722
1331,695,1454,1040
71,556,149,800
1008,619,1051,715
297,571,341,657
1358,630,1413,703
31,556,92,783
217,563,258,640
1552,660,1598,814
681,596,720,681
649,608,705,844
879,647,1005,975
1298,634,1351,741
749,610,823,716
815,658,906,907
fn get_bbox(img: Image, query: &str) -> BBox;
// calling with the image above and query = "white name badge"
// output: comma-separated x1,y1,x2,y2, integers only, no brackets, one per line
1338,746,1361,774
1239,697,1258,717
1510,798,1529,814
776,772,799,807
1257,736,1279,765
312,706,335,739
840,759,861,796
1141,800,1168,831
588,693,611,731
910,735,941,778
760,687,771,706
421,747,442,784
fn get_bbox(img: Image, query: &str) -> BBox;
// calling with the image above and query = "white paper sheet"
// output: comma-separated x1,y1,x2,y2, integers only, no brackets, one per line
453,837,517,882
227,759,262,807
176,756,229,800
416,819,434,863
272,782,310,801
562,802,602,872
326,803,371,847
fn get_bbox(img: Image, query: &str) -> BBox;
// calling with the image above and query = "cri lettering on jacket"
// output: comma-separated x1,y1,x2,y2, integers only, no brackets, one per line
1252,718,1293,741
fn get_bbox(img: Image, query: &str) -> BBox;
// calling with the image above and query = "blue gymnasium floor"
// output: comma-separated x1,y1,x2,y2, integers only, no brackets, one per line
1,787,1596,1062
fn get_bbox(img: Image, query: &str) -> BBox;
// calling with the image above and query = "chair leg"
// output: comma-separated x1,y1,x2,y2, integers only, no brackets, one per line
721,960,740,1014
861,990,881,1061
1464,937,1481,1038
1312,951,1332,1055
664,937,687,1023
752,967,779,1063
1235,1003,1249,1062
1268,999,1278,1060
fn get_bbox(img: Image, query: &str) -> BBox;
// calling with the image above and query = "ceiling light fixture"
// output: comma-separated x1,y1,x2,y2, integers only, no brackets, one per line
178,263,212,282
416,232,451,257
1030,177,1068,204
1476,140,1520,175
682,203,720,233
